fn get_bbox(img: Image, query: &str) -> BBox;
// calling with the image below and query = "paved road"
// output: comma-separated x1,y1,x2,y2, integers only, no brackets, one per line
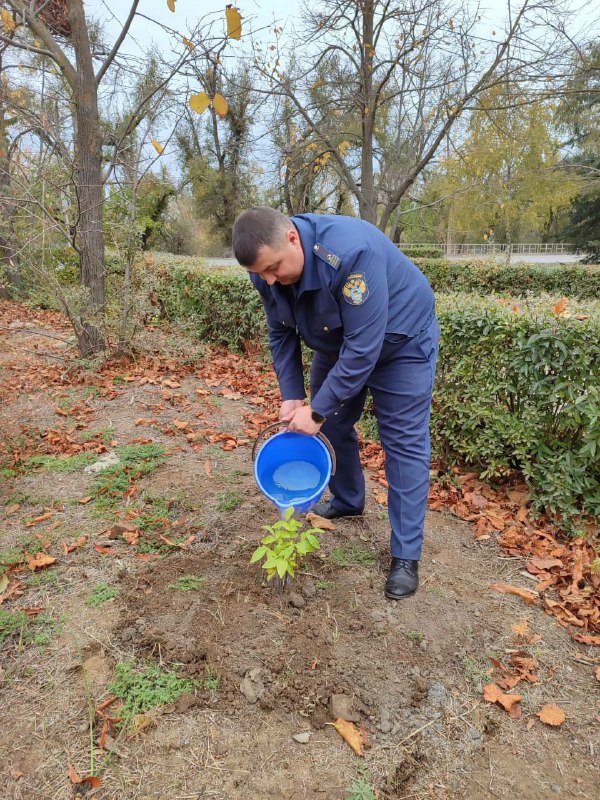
204,254,588,267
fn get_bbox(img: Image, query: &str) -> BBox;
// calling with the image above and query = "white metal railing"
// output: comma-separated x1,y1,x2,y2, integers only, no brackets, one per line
401,242,578,255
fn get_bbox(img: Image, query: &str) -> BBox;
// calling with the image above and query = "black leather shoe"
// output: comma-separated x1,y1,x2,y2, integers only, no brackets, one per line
385,558,419,599
311,500,364,520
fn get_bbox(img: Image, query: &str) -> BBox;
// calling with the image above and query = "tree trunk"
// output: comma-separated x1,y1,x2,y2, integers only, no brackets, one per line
0,53,21,297
359,2,377,224
68,0,106,356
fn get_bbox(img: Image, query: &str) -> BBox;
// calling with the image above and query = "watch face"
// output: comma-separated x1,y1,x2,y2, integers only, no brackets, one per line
311,410,325,423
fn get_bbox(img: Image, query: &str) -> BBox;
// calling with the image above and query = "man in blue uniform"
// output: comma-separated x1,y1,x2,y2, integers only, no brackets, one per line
232,207,439,599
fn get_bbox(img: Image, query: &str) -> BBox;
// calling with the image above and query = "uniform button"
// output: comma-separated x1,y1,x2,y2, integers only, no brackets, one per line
323,326,329,332
313,245,318,252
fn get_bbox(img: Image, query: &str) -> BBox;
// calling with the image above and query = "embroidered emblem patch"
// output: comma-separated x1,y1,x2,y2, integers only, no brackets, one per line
342,273,369,306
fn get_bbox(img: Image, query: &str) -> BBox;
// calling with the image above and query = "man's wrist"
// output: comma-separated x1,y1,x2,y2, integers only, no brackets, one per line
310,408,326,424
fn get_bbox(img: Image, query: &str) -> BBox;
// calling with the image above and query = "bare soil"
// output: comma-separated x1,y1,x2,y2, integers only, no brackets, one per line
0,301,598,800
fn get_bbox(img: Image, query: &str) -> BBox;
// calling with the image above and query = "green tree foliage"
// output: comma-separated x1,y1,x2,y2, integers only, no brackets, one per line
426,86,580,246
558,43,600,248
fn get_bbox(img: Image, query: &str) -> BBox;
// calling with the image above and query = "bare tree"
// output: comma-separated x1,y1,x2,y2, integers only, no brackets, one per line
0,1,203,354
257,0,582,231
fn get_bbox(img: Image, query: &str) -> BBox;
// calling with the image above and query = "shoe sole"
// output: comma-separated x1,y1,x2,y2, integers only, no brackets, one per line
384,588,418,600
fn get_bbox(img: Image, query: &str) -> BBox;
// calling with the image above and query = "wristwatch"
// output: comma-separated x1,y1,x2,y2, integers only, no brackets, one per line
310,409,326,424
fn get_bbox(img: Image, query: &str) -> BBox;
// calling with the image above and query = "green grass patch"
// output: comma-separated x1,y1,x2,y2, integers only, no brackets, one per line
216,491,242,512
330,544,376,567
316,580,336,590
25,452,97,473
406,630,425,644
169,575,206,592
0,608,62,648
109,660,195,721
86,583,119,607
91,444,168,514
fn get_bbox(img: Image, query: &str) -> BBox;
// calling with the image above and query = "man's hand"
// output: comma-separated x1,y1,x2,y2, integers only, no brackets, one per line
280,399,304,420
283,404,323,436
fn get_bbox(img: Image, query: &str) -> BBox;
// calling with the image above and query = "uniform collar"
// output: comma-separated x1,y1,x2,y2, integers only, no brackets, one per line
292,216,321,294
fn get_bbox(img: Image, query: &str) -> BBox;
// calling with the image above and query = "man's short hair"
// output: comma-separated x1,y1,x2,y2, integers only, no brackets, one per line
232,207,292,267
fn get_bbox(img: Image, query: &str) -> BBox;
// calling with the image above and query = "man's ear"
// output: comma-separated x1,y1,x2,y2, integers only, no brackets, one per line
287,227,300,247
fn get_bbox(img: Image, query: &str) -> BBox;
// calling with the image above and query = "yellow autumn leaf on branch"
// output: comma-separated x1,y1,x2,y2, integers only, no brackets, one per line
226,5,242,40
189,92,211,114
167,0,176,12
151,140,164,156
1,8,16,33
212,94,229,117
182,37,195,50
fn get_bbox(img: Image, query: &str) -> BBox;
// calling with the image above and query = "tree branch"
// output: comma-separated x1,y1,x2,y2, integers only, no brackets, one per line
95,0,141,86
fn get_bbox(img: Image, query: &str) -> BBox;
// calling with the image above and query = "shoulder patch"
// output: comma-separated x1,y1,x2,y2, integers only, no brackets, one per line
342,272,369,306
312,242,341,270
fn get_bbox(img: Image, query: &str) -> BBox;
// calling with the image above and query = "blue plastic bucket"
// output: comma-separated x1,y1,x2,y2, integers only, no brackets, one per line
253,428,334,514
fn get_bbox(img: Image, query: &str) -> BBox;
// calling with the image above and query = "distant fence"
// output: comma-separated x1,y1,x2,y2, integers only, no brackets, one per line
404,242,578,256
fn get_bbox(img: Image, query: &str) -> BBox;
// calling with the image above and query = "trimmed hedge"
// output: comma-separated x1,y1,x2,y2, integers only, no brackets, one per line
414,258,600,299
153,264,600,527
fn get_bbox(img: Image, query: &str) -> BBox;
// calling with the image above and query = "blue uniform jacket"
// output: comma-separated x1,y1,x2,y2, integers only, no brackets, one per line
249,214,435,418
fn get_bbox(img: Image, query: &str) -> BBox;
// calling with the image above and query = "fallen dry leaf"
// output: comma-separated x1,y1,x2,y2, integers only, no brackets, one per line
134,418,158,426
483,683,523,718
67,764,102,790
172,419,191,430
6,503,20,515
572,634,600,646
93,544,116,555
537,704,566,726
78,496,93,505
332,718,367,756
305,512,336,531
490,583,538,605
512,620,529,640
553,297,568,316
25,511,54,527
62,536,87,554
373,489,388,506
162,379,181,388
204,458,212,477
25,551,57,571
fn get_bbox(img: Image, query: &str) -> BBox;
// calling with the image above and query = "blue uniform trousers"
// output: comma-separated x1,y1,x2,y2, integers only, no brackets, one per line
310,316,440,561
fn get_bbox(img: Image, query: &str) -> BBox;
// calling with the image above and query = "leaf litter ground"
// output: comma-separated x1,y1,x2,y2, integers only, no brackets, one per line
0,299,598,800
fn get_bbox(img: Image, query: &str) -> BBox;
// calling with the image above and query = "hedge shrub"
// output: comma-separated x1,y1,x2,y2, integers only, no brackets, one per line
153,263,600,527
414,258,600,299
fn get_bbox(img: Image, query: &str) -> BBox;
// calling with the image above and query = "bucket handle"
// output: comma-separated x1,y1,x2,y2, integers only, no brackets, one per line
251,421,336,476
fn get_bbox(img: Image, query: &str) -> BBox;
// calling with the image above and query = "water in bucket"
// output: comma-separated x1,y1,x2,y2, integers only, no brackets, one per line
254,430,332,514
270,460,321,507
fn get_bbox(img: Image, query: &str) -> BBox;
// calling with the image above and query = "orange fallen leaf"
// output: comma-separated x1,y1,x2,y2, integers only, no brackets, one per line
134,418,158,426
10,769,24,780
537,704,566,726
67,764,102,790
123,529,140,545
204,458,212,477
332,718,366,756
93,544,116,555
483,683,523,718
572,633,600,646
62,535,87,554
6,503,20,515
78,496,93,505
25,551,57,571
162,379,181,388
512,620,529,640
490,583,538,605
173,419,190,430
553,297,568,316
25,511,54,527
373,489,388,506
305,512,336,531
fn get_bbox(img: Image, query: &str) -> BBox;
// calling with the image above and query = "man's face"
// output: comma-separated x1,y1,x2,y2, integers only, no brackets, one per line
247,227,305,286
